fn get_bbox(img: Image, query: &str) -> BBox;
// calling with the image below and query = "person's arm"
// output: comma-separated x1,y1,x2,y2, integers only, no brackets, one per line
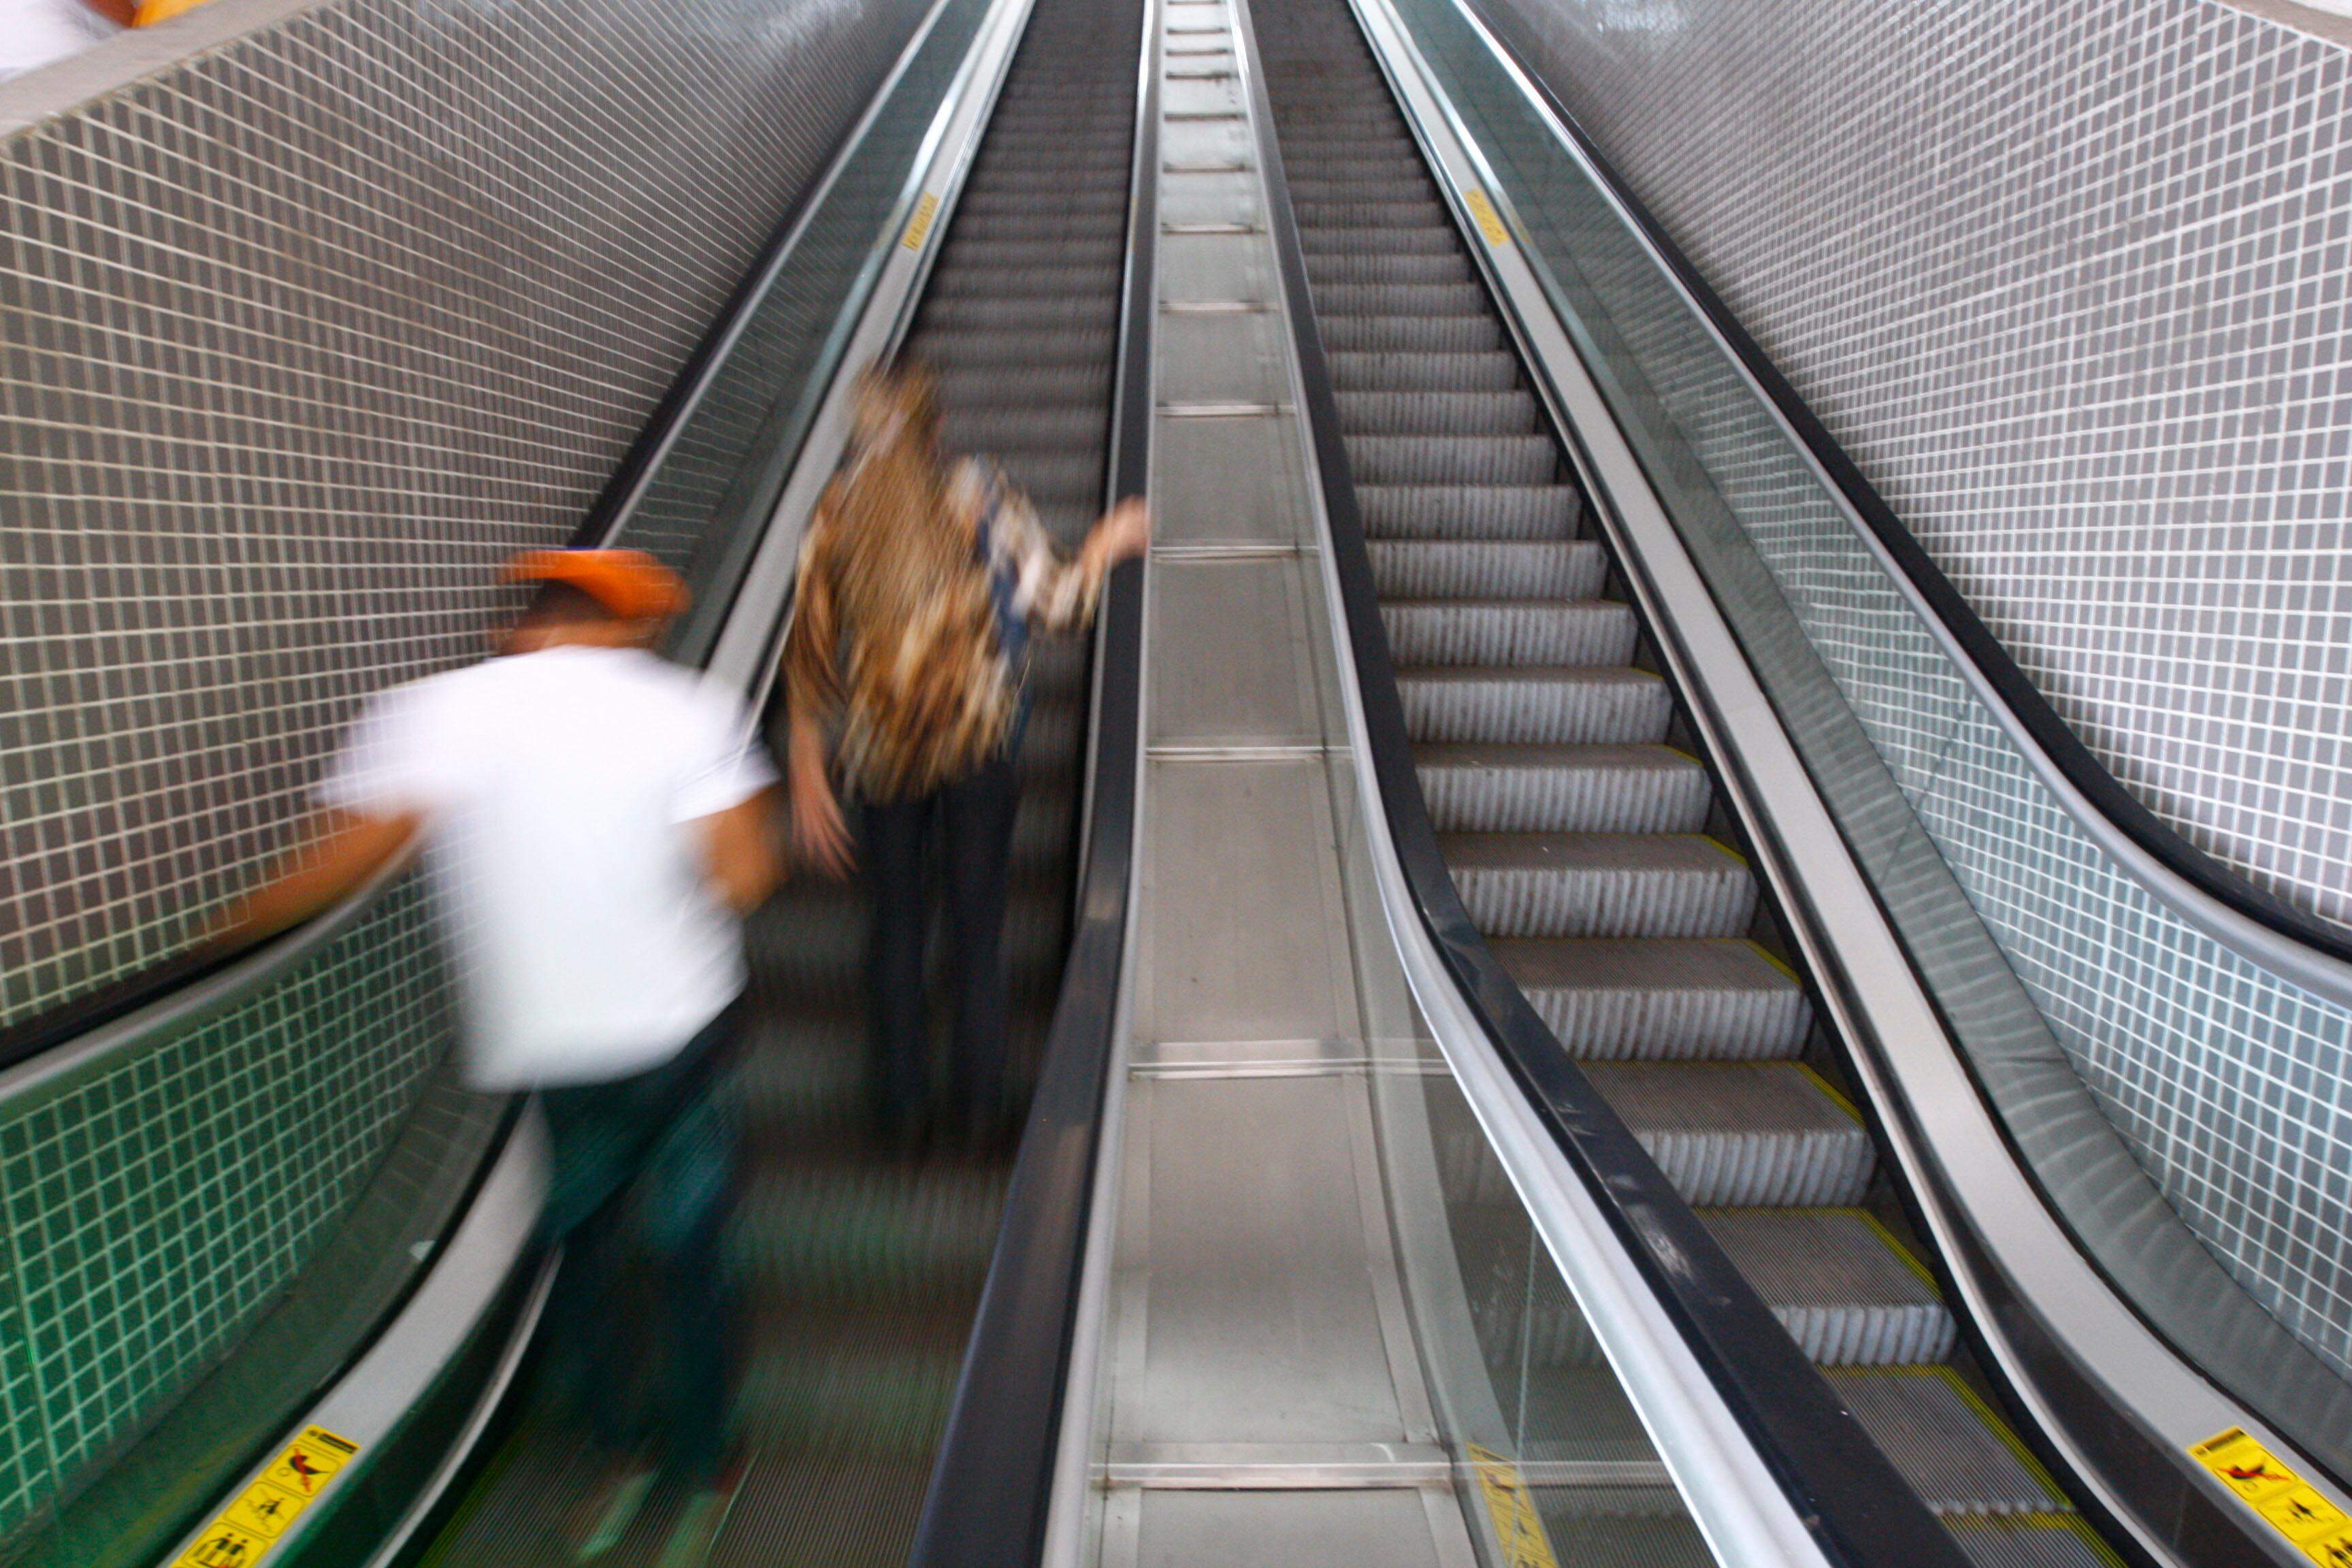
994,489,1150,634
779,504,856,878
693,787,785,913
214,809,421,944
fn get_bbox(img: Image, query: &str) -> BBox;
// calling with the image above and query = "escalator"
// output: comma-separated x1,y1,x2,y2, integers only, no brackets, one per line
414,0,1141,1559
23,0,2335,1560
1248,1,2110,1562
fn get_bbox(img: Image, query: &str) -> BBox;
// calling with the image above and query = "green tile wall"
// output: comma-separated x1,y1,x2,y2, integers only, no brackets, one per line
0,874,455,1546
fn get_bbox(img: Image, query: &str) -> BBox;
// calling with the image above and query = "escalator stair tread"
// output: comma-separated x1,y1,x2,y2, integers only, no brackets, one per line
1314,280,1494,316
1437,830,1756,940
731,1163,1008,1303
1585,1061,1872,1207
1370,538,1604,599
1348,432,1557,485
1488,936,1813,1060
1337,388,1541,434
735,1303,976,1454
1823,1367,2068,1517
1941,1516,2119,1568
1396,664,1671,745
1309,250,1474,284
1300,224,1459,255
1335,349,1526,392
1358,481,1581,539
1699,1209,1957,1365
1524,1512,1713,1567
1415,740,1710,833
1321,314,1506,353
1381,598,1635,666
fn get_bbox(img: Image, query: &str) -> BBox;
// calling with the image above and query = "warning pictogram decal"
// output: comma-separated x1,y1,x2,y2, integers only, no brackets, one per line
174,1426,360,1568
2190,1427,2352,1565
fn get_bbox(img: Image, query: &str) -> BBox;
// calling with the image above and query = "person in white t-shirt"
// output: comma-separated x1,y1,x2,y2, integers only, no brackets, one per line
224,547,780,1560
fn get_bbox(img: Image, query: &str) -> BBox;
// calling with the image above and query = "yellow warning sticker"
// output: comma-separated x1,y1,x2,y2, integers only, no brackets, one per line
2190,1427,2352,1565
1466,1442,1561,1568
1463,188,1510,247
175,1426,359,1568
179,1522,269,1567
902,191,941,250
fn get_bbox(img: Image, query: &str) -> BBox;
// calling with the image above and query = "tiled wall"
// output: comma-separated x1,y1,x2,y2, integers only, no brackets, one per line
1467,0,2352,932
0,0,931,1030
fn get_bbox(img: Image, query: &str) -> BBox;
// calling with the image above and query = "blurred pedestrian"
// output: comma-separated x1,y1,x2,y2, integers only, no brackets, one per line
782,362,1147,1150
224,548,781,1563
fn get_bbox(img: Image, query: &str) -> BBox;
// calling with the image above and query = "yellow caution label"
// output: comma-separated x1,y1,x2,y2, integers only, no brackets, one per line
2190,1428,2352,1564
902,191,941,250
1463,189,1510,247
1466,1443,1561,1568
176,1426,359,1568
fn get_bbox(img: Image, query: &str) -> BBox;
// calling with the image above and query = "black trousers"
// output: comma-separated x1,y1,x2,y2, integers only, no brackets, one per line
860,754,1019,1134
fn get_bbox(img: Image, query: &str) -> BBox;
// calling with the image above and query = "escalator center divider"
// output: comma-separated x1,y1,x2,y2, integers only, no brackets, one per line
1230,0,1977,1563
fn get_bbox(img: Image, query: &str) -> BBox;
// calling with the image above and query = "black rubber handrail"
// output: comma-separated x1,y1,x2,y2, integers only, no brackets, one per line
904,3,1156,1560
1465,17,2352,976
1231,2,1974,1561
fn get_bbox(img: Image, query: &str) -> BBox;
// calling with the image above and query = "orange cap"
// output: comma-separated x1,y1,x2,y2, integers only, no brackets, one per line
506,549,688,621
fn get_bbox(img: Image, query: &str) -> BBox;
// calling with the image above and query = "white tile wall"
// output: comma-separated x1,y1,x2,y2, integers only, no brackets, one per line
1470,0,2352,934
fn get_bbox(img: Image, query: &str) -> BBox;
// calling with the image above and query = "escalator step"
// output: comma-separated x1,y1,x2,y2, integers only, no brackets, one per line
731,1165,1007,1305
1370,540,1603,600
1339,389,1541,435
1309,251,1474,285
1333,348,1526,393
1586,1061,1872,1206
1358,482,1581,540
1490,937,1812,1060
1940,1516,2119,1567
1416,742,1708,834
1435,831,1757,938
1701,1210,1957,1366
1396,665,1671,745
1380,599,1635,666
1824,1367,2065,1516
1322,314,1505,353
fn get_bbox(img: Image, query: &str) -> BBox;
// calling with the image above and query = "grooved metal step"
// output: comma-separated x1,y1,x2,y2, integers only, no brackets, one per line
1490,936,1812,1059
1381,598,1636,666
1434,832,1757,938
1370,540,1603,600
1416,742,1708,832
1358,482,1580,539
1586,1061,1872,1206
1397,665,1671,745
1700,1209,1957,1365
1825,1369,2064,1516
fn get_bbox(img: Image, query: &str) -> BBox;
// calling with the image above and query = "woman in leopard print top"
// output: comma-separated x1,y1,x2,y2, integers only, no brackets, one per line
783,363,1147,1146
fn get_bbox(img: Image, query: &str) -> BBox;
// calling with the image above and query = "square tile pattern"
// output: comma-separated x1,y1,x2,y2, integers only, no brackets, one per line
0,875,453,1544
1471,0,2352,936
0,0,931,1029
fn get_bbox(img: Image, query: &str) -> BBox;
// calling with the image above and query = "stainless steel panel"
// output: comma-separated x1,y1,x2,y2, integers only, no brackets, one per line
1164,116,1255,169
1153,412,1310,546
1162,169,1263,229
1161,232,1275,306
1149,557,1322,746
1114,1075,1411,1443
1166,77,1245,117
1159,310,1288,405
1134,1488,1456,1568
1135,757,1354,1041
